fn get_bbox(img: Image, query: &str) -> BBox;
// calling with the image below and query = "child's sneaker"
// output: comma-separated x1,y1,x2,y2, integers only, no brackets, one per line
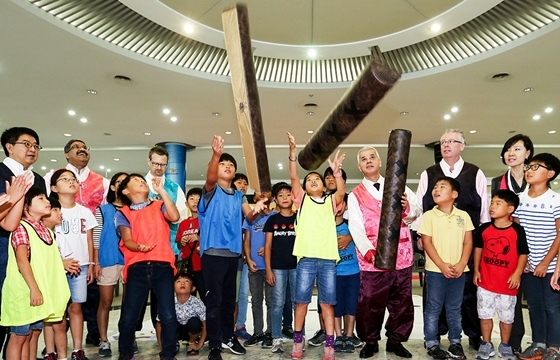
291,342,304,359
323,346,335,360
244,333,264,347
234,326,252,341
343,336,355,353
308,329,326,347
44,353,57,360
347,333,363,347
427,345,449,360
71,350,89,360
543,349,560,360
262,333,273,349
98,341,112,357
222,336,247,355
282,326,294,340
448,343,466,360
498,343,515,360
334,336,344,353
476,341,495,360
271,338,284,354
518,343,546,360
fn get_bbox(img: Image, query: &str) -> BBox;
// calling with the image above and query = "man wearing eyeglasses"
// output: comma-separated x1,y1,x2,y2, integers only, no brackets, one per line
415,129,490,352
0,127,46,354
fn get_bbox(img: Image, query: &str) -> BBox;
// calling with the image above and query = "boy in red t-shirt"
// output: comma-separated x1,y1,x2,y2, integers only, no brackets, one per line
473,189,529,360
176,187,205,303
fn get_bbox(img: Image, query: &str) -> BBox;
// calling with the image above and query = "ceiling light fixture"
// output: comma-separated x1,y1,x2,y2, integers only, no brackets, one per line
100,165,105,169
431,24,441,32
41,166,46,170
68,110,76,116
50,159,57,162
444,114,451,120
491,73,509,81
114,75,131,83
225,131,232,135
524,87,534,92
80,117,88,123
113,158,120,161
307,111,315,116
87,89,97,95
400,111,409,116
163,108,170,114
212,112,221,117
184,24,194,34
545,107,553,113
451,107,458,113
64,133,71,137
278,163,283,167
549,130,557,134
533,115,541,120
106,169,111,173
469,130,477,134
307,130,314,134
307,49,317,58
144,132,151,136
171,116,177,122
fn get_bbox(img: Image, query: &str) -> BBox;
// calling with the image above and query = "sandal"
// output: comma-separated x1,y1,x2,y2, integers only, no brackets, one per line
187,348,199,356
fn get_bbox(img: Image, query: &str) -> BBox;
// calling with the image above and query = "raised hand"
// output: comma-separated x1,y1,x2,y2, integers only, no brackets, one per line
327,150,346,173
287,132,297,154
212,135,225,157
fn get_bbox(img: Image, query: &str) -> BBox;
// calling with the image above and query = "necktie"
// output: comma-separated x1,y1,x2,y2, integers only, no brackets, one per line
373,183,380,190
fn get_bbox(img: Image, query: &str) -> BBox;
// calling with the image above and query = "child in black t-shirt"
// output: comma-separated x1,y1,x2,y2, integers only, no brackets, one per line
264,182,298,354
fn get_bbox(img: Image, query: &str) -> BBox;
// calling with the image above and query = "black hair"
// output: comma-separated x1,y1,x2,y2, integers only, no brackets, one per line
49,168,78,200
186,187,202,198
1,127,40,157
24,186,47,209
272,181,292,198
530,153,560,183
63,139,86,154
116,173,147,206
323,167,347,182
48,197,61,209
174,270,196,289
219,153,237,170
107,172,129,204
435,176,461,197
500,134,533,166
493,189,520,211
302,171,325,193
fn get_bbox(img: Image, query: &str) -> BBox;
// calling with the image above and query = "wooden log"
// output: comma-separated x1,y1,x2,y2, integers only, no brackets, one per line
298,59,401,170
222,4,271,197
374,129,412,270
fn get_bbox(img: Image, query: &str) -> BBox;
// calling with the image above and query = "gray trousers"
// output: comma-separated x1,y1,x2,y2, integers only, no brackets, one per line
249,269,273,335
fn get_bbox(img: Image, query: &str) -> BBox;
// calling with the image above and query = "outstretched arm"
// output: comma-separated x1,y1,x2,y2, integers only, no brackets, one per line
287,132,303,199
205,135,224,192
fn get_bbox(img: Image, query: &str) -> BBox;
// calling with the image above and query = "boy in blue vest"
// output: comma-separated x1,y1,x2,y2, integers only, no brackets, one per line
198,135,266,360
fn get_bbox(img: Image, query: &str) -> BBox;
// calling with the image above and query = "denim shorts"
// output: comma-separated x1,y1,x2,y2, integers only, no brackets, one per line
11,319,43,335
67,265,88,303
294,258,337,305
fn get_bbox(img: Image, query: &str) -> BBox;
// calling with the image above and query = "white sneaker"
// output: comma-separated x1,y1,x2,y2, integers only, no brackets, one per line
272,338,284,353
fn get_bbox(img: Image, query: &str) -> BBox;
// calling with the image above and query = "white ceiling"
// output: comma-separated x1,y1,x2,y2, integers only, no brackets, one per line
1,0,560,191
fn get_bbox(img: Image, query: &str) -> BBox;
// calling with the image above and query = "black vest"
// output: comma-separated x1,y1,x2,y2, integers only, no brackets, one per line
422,162,481,228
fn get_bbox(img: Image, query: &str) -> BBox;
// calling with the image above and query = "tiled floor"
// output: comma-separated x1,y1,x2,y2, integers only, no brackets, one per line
34,278,533,360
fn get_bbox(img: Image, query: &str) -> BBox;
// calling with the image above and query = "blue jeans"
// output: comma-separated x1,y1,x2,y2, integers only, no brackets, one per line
235,263,249,329
118,262,176,358
424,271,465,348
523,272,560,347
271,269,297,339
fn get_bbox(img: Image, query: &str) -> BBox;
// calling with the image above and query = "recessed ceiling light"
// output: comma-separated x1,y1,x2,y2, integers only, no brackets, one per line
308,49,317,58
524,87,534,92
100,165,105,169
555,181,559,185
144,132,151,136
50,159,57,162
80,117,87,123
184,24,194,34
68,110,76,116
163,108,170,114
278,163,283,167
113,158,120,161
431,24,441,32
41,166,46,170
225,131,232,135
212,112,221,117
469,130,477,134
64,133,71,137
400,111,409,116
87,89,97,95
549,130,557,134
444,114,451,120
307,111,315,116
533,115,541,120
451,107,458,113
200,174,204,177
114,75,132,83
106,169,111,172
307,130,314,134
171,116,177,122
545,107,553,113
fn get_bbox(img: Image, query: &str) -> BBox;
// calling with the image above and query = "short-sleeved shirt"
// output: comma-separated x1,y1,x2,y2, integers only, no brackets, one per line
335,221,359,276
11,217,53,257
55,203,98,265
263,213,297,270
474,221,529,295
513,189,560,273
243,212,276,270
176,295,206,325
417,206,474,273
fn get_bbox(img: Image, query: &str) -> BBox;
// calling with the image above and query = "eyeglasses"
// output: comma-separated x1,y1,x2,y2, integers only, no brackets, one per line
11,141,42,151
69,144,89,151
56,177,78,184
440,140,464,145
524,164,551,172
150,161,168,168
